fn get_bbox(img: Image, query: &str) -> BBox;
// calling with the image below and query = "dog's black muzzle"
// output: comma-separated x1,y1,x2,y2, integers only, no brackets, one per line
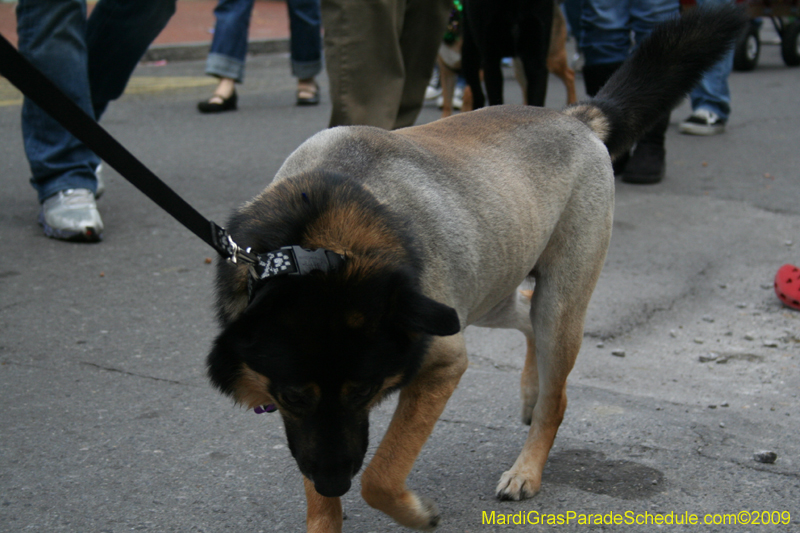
311,471,354,498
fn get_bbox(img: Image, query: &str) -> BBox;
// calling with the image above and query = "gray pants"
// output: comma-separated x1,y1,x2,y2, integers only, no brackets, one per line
321,0,451,129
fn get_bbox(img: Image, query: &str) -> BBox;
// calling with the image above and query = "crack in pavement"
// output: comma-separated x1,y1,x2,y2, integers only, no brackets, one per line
80,361,194,386
586,260,725,341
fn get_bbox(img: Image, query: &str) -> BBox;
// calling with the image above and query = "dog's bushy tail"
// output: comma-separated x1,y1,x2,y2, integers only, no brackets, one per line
564,5,747,160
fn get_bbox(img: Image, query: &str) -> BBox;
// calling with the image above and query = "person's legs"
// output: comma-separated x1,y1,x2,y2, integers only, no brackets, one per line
393,0,451,128
86,0,177,118
621,0,679,184
578,0,630,97
578,0,630,173
562,0,582,38
288,0,323,80
578,0,632,67
321,0,406,128
679,0,733,134
460,10,485,109
17,0,99,202
515,0,554,108
201,0,254,84
687,51,733,121
678,50,732,135
468,0,512,106
629,0,680,47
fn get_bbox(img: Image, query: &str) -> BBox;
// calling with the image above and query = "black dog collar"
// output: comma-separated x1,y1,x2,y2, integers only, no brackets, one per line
254,245,345,280
248,245,345,302
212,228,345,302
247,245,345,302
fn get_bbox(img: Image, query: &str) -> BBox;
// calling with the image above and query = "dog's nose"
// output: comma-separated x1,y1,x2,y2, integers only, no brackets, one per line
313,475,352,498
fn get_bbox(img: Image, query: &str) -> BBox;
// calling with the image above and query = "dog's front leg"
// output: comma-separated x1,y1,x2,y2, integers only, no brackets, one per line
304,476,343,533
361,335,467,531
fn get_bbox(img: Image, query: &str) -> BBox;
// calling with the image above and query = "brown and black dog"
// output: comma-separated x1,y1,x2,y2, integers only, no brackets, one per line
207,6,744,532
440,0,577,117
462,0,555,109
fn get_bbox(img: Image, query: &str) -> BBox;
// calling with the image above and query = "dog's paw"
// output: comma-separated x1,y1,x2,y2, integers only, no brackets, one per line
390,492,440,531
495,470,541,501
415,495,441,531
362,486,440,531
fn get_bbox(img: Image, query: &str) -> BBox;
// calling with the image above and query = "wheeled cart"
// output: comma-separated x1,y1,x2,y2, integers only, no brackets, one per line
681,0,800,70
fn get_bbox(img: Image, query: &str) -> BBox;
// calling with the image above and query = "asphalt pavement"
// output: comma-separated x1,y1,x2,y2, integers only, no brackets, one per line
1,41,799,532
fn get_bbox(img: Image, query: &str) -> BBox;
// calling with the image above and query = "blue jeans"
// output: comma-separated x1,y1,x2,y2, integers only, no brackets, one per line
578,0,679,66
16,0,176,203
688,0,734,120
206,0,322,82
288,0,323,79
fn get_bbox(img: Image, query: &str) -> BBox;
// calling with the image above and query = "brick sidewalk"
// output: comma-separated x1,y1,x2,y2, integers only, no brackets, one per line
0,0,289,51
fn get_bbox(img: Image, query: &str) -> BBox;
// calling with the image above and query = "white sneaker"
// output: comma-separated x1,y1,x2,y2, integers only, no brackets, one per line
425,84,442,100
95,163,105,199
39,188,104,242
679,108,726,136
425,66,441,100
453,85,464,110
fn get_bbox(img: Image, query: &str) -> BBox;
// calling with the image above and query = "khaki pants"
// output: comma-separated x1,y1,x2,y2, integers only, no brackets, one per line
321,0,451,130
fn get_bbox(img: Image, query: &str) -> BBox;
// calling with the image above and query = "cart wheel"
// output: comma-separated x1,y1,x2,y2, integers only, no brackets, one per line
781,20,800,67
734,22,760,71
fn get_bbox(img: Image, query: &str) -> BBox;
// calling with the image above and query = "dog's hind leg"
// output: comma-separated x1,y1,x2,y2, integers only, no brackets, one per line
496,198,612,501
471,290,538,424
304,477,343,533
361,334,468,530
518,291,538,425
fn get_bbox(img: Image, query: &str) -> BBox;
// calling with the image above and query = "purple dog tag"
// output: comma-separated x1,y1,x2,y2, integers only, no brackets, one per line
254,404,277,414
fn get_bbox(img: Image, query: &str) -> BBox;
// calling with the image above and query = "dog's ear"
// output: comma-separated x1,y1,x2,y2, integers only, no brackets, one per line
395,289,461,337
206,321,248,398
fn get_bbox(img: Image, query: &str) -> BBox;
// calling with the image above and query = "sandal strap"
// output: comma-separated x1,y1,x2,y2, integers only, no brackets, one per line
297,82,318,94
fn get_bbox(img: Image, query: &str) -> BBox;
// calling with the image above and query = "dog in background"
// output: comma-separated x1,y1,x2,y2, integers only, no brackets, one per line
207,6,745,532
456,0,576,112
440,0,576,117
462,0,554,109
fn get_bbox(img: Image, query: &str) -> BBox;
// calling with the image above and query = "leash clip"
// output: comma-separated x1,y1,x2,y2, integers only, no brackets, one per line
211,222,259,266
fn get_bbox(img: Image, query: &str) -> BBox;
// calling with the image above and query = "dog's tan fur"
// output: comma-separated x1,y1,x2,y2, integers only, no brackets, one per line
304,477,343,533
234,364,274,409
545,2,577,105
361,334,468,530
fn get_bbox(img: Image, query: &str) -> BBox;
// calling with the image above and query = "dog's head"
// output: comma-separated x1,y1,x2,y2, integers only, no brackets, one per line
208,260,459,497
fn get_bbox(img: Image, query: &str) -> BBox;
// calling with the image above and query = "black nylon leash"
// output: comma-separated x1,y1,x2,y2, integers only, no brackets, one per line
0,33,343,295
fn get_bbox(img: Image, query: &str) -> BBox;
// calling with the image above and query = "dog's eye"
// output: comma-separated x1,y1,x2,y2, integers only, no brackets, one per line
279,390,312,410
349,385,376,403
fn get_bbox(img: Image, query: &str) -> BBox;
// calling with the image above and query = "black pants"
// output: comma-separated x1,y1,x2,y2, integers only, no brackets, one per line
462,0,554,108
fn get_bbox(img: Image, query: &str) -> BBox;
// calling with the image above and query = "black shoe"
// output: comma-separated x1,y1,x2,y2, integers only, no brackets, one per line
621,142,665,184
198,90,237,113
